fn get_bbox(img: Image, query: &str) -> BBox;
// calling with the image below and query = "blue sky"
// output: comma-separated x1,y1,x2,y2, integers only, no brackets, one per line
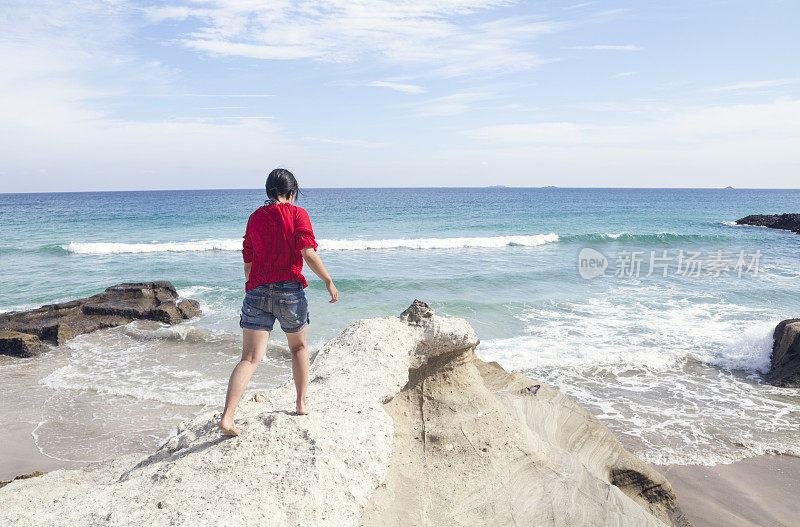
1,0,798,191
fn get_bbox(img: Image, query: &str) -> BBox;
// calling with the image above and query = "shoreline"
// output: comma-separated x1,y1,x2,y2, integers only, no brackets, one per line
3,356,798,522
0,309,690,526
3,346,797,523
1,417,89,481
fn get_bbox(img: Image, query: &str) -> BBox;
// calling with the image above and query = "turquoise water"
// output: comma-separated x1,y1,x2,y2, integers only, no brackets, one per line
1,188,799,466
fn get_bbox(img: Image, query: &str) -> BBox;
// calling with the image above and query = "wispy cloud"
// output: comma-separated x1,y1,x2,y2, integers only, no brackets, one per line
612,71,636,78
180,94,275,97
567,45,642,51
304,136,385,148
367,81,426,94
413,91,496,116
129,94,275,98
704,79,796,92
0,1,292,190
410,90,537,116
220,116,274,120
464,99,800,145
564,2,597,10
148,2,562,77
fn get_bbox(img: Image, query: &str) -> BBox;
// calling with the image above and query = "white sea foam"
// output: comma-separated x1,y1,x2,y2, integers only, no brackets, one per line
319,234,559,250
478,299,778,375
62,234,559,254
720,220,767,228
475,293,798,466
709,321,775,373
39,325,324,409
64,239,243,254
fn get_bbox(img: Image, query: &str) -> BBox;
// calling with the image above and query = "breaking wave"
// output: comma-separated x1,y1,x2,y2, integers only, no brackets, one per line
61,234,560,254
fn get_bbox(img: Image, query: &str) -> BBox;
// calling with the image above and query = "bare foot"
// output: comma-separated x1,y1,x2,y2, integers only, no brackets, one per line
219,420,241,436
295,402,309,415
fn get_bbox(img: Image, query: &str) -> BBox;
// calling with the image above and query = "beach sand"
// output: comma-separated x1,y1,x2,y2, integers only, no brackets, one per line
658,454,800,527
0,416,86,480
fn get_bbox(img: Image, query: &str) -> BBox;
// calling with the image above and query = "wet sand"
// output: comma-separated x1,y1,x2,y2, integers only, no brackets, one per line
0,346,205,481
0,351,85,480
659,454,800,527
0,419,87,481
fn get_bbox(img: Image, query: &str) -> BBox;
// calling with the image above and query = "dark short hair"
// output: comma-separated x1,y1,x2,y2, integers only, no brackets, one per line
265,168,300,203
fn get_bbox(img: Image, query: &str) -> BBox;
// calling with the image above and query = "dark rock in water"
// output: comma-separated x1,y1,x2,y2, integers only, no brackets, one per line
0,282,201,357
735,214,800,234
768,319,800,387
400,299,434,326
0,330,49,357
0,471,46,489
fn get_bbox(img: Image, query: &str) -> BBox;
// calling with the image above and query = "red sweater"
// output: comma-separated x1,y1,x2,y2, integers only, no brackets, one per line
242,203,318,291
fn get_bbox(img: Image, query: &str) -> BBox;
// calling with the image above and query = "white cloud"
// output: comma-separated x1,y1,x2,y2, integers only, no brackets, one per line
0,1,292,191
411,90,538,116
464,99,800,146
219,116,274,120
704,79,796,92
412,91,497,116
304,137,385,148
179,94,275,97
567,45,642,51
2,1,797,189
149,2,561,77
367,81,426,94
451,99,800,187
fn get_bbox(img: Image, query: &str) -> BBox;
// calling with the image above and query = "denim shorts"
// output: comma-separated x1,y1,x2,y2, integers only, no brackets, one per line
239,281,310,333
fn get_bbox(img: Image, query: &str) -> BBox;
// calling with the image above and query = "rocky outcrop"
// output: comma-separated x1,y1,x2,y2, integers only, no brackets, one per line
0,282,200,357
0,303,687,526
360,323,688,526
400,298,434,326
767,319,800,387
0,330,49,357
735,214,800,234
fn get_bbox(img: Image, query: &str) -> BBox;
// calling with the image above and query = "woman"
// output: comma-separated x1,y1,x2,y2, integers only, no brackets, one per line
220,168,338,436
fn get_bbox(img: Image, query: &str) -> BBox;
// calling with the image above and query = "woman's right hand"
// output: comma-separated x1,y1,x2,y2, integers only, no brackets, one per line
300,247,338,303
326,281,338,303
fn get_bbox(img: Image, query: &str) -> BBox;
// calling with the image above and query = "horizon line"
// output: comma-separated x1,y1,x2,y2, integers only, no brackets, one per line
3,186,800,195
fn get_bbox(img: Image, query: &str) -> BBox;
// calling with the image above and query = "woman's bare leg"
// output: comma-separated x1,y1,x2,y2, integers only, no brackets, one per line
286,327,309,415
220,328,270,435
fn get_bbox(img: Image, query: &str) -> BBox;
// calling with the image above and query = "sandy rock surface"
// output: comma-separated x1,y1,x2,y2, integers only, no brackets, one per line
0,304,688,526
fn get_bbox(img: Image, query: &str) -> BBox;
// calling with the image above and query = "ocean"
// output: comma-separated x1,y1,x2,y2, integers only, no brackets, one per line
1,188,799,468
